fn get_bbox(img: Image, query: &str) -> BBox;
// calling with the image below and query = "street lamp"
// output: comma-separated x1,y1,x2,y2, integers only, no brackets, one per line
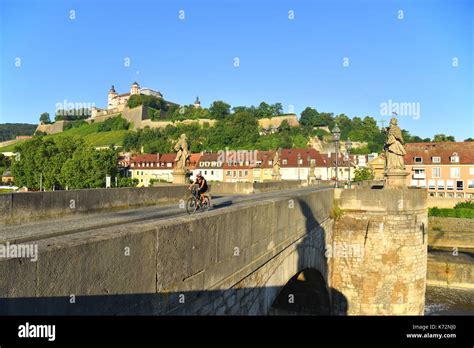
332,125,341,188
345,138,352,188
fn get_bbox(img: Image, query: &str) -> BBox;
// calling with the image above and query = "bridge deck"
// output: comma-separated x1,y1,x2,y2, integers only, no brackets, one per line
0,186,330,244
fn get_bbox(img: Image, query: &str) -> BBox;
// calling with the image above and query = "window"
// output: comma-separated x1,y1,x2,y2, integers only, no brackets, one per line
204,170,207,175
282,159,287,165
470,167,474,175
428,180,435,190
414,157,423,163
414,168,425,175
446,180,454,190
468,180,474,189
437,180,445,190
233,171,236,177
211,170,214,175
226,171,230,176
432,167,441,178
238,171,242,177
450,167,460,178
450,156,459,163
456,180,464,191
432,156,441,163
244,170,248,176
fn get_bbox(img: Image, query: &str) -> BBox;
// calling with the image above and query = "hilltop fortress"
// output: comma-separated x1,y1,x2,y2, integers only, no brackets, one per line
36,82,300,134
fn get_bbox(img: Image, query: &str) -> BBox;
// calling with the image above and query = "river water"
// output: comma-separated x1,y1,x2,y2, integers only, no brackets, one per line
425,286,474,315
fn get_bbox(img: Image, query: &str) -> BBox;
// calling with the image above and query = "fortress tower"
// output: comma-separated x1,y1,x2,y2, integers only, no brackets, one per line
194,96,201,109
131,81,141,95
108,85,118,109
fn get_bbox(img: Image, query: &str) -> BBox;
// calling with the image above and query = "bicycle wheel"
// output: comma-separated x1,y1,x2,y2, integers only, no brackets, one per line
201,196,210,211
186,197,197,214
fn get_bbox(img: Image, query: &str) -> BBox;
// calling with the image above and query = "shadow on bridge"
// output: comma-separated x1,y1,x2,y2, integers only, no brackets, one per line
0,193,348,316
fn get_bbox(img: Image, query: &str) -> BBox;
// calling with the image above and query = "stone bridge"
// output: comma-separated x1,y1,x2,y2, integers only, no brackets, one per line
0,186,427,315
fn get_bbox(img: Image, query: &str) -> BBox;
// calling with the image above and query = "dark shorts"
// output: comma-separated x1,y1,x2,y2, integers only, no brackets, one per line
198,186,208,194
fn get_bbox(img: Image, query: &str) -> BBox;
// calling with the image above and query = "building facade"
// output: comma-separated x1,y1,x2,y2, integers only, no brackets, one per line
129,153,175,187
404,142,474,199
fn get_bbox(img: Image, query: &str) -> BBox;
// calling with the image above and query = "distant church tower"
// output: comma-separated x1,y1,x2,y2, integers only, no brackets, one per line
131,81,140,95
194,96,201,109
108,85,117,108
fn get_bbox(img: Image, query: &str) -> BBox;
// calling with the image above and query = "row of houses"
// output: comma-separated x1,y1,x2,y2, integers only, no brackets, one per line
119,148,377,187
119,142,474,199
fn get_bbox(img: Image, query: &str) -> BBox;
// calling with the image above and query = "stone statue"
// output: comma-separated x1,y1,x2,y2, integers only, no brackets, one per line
271,148,282,181
384,117,406,172
174,133,189,171
272,148,281,175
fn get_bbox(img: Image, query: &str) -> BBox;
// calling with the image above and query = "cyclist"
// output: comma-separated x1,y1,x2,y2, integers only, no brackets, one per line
189,173,208,205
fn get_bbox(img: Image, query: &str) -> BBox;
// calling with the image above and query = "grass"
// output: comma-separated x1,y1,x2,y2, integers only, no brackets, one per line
0,139,28,152
428,207,474,219
0,121,129,151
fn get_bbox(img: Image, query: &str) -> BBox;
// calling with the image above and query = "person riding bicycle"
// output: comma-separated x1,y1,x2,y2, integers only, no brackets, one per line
189,173,208,205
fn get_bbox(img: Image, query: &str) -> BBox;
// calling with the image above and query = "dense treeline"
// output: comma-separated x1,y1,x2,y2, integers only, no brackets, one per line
122,104,442,154
0,123,37,142
11,137,134,190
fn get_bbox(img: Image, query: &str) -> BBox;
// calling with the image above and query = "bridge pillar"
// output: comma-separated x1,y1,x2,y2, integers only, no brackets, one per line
331,188,428,315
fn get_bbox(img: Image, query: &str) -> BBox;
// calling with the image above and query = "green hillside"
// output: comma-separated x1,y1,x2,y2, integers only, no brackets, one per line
0,121,128,152
45,122,128,147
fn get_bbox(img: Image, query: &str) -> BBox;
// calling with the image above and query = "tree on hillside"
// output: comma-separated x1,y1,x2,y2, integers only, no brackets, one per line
465,138,474,142
300,107,335,129
39,112,51,124
255,102,273,119
433,134,455,142
127,94,168,111
271,103,283,116
209,101,231,120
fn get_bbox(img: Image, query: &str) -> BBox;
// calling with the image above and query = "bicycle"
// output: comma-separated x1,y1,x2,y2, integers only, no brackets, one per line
186,185,211,214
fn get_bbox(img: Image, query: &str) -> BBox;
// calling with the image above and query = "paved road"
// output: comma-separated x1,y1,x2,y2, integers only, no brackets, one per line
0,186,331,244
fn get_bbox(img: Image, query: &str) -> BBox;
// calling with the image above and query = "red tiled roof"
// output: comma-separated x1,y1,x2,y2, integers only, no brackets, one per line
196,153,222,169
131,153,175,169
280,148,327,167
131,154,160,163
404,142,474,165
188,153,202,169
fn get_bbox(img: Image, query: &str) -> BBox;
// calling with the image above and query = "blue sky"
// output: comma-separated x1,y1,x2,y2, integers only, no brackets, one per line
0,0,472,140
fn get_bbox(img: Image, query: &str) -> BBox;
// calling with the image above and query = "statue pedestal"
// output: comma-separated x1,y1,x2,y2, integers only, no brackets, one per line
173,168,190,184
385,169,409,189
